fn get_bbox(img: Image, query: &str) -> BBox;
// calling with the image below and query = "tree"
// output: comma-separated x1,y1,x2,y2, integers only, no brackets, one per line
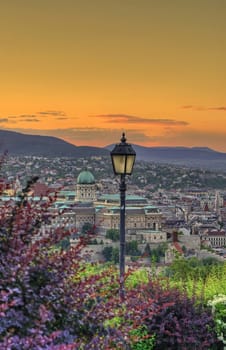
102,246,119,264
144,243,151,256
150,243,168,263
112,247,120,264
126,240,141,256
82,222,96,235
106,228,119,241
102,246,113,261
165,256,224,282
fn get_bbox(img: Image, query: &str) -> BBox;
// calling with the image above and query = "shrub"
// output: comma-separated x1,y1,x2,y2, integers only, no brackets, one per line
89,277,221,349
125,280,221,350
0,178,115,348
106,228,119,241
102,246,119,264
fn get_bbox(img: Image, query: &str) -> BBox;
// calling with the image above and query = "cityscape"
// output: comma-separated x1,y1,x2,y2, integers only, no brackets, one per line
1,153,226,264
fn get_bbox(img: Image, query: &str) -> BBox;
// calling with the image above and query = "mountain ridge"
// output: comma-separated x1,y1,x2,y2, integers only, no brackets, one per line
0,129,109,157
106,143,226,170
1,129,226,170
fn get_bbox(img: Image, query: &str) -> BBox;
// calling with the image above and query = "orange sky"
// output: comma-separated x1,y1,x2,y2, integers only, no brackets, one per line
1,0,226,151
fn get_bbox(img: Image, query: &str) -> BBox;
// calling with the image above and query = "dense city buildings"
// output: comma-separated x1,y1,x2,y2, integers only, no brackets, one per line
1,155,226,263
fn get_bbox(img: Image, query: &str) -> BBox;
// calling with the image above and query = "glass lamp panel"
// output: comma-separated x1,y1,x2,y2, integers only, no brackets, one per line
112,155,126,174
125,155,136,174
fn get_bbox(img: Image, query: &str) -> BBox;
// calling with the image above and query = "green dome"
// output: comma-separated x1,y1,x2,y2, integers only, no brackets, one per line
77,170,95,184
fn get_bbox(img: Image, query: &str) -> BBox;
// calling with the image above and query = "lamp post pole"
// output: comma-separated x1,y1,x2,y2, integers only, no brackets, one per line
119,173,126,300
110,133,136,300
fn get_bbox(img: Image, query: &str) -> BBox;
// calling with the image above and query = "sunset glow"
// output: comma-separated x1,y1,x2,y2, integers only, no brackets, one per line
1,0,226,151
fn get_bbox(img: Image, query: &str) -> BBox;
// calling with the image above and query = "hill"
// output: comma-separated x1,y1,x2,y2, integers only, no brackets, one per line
106,144,226,171
132,144,226,161
0,129,109,157
1,129,226,170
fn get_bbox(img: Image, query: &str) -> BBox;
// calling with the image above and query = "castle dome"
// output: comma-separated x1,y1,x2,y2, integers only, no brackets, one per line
77,170,95,185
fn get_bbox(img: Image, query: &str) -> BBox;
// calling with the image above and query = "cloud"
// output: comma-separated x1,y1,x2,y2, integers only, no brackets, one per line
7,112,70,122
181,105,193,109
0,118,9,123
6,114,40,122
19,118,40,122
55,117,69,120
8,114,38,119
181,105,203,110
94,114,189,126
19,114,37,118
5,127,154,146
181,105,226,111
37,110,67,117
48,127,153,144
153,128,226,152
7,111,73,121
209,106,226,111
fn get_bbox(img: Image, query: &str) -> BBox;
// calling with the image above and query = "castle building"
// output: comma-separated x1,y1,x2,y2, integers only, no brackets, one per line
0,168,166,244
71,169,164,240
95,206,162,233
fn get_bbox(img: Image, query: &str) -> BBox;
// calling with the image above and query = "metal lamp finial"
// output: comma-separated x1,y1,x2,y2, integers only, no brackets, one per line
121,132,126,143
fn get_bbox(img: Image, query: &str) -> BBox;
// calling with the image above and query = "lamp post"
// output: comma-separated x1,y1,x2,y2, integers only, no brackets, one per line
110,133,136,299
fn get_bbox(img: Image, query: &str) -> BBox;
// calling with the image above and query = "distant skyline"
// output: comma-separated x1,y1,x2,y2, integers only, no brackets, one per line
0,0,226,151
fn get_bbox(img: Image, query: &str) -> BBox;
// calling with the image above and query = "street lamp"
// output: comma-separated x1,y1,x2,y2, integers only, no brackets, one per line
110,132,136,299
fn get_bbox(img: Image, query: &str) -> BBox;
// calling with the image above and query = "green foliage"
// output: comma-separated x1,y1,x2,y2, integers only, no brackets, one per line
102,246,119,264
106,228,119,241
130,325,156,350
126,240,141,256
81,222,94,234
126,269,149,288
55,236,70,250
149,242,168,263
208,295,226,345
102,246,112,261
89,238,98,244
144,243,151,255
182,245,187,253
104,316,123,328
164,256,226,301
165,256,222,281
77,262,107,278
